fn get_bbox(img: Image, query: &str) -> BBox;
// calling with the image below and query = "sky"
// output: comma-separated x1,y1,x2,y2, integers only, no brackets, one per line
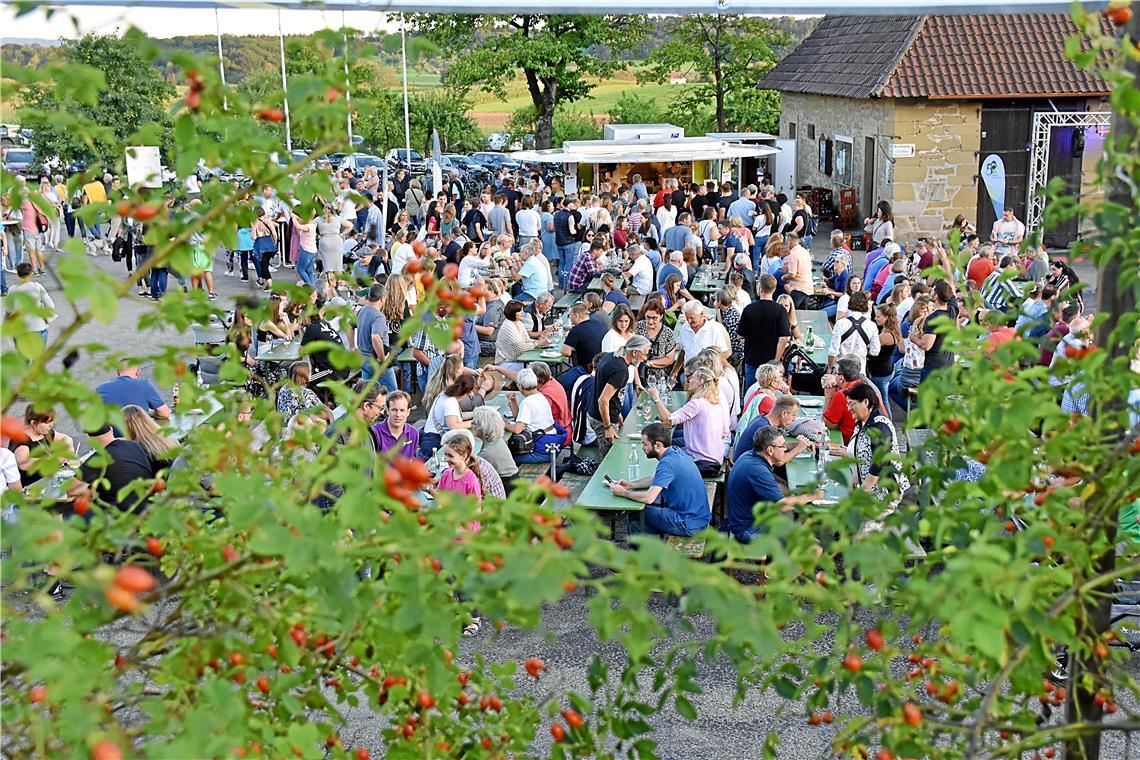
1,6,398,40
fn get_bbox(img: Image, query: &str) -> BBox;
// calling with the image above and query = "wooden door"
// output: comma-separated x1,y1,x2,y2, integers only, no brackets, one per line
977,104,1032,242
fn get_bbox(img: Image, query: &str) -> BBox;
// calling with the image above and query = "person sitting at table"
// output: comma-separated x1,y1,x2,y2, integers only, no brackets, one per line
731,394,814,464
725,425,824,544
820,256,849,320
602,304,636,353
424,354,491,415
531,361,572,445
673,301,732,382
475,278,507,357
658,274,687,325
728,271,752,312
834,275,865,323
585,291,611,329
9,406,76,488
625,244,655,296
695,346,740,431
472,406,518,486
122,404,179,474
647,365,728,477
739,362,790,431
556,302,606,394
441,429,506,500
505,368,567,464
822,355,876,445
421,375,476,457
635,299,678,389
96,360,172,420
605,422,710,538
775,294,805,344
68,423,156,514
715,289,744,367
436,432,485,503
276,361,322,423
590,336,651,456
495,300,549,374
828,381,911,519
259,292,297,344
827,292,880,375
600,272,629,308
371,390,419,458
523,292,555,339
567,239,607,293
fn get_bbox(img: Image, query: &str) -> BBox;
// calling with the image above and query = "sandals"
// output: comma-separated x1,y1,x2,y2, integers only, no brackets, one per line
462,616,483,638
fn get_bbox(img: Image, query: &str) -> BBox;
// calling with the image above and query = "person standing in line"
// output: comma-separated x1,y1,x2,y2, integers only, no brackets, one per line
316,203,353,275
6,262,57,346
292,209,319,287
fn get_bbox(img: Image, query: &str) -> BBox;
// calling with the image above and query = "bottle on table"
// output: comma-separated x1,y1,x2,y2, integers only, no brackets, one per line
806,326,815,348
627,446,640,481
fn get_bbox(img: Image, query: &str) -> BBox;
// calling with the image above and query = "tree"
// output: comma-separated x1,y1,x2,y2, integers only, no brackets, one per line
606,91,667,127
505,105,601,148
410,14,645,149
15,31,175,171
641,14,786,133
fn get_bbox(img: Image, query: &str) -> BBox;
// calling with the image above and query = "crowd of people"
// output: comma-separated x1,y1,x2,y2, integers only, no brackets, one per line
1,157,1105,555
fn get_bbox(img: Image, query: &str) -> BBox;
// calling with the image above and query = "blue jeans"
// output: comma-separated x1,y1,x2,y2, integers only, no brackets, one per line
751,235,769,272
822,299,838,321
297,248,317,286
557,244,577,291
376,366,397,392
869,374,892,419
150,268,168,298
630,506,705,537
744,362,761,390
888,374,918,412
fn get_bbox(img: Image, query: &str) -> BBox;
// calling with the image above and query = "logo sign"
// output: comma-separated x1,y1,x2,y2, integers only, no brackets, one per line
889,143,915,159
980,153,1006,222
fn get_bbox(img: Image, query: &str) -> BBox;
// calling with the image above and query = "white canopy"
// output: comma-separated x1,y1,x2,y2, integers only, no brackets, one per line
511,137,779,165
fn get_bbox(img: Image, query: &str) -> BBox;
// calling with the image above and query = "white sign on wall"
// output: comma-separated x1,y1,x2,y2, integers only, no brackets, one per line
890,143,916,159
125,146,163,189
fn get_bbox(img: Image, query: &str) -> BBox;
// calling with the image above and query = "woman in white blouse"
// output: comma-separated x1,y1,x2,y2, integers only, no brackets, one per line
494,300,548,372
864,201,895,246
601,304,636,353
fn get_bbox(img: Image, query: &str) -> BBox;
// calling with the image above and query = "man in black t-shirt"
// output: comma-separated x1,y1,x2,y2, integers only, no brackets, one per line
737,274,792,387
70,424,155,514
588,335,650,456
689,183,709,223
561,303,606,370
912,279,958,381
716,181,738,219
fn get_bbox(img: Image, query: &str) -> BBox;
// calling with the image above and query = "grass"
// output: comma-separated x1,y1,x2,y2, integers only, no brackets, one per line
469,81,690,115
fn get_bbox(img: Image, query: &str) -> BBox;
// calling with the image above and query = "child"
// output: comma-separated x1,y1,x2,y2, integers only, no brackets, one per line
436,434,483,502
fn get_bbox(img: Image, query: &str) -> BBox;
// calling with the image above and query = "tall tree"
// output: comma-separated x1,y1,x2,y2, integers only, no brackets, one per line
411,14,645,149
18,31,175,171
642,14,786,133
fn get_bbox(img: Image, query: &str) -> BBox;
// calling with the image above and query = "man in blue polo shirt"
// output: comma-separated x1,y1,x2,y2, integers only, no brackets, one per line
731,394,812,463
96,361,171,419
725,426,821,543
607,423,709,537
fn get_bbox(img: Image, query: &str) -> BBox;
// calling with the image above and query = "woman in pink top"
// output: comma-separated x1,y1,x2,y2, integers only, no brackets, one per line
782,231,814,309
436,434,483,503
20,197,47,275
291,209,319,287
647,365,728,476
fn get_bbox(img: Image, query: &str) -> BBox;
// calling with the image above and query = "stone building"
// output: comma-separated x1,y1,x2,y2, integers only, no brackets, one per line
759,14,1110,247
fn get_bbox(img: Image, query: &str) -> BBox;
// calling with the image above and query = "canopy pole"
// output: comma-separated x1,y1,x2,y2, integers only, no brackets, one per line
400,14,412,170
343,11,354,149
277,9,292,153
214,7,227,110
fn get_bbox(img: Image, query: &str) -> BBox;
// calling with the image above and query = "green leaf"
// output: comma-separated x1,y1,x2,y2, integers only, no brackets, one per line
674,695,698,721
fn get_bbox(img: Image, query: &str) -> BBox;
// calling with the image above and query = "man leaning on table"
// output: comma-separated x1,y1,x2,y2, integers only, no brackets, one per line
725,425,821,544
590,336,650,457
606,422,711,538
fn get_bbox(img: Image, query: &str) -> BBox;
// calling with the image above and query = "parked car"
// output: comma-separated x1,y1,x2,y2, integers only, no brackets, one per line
469,151,521,173
339,153,386,173
385,148,424,172
443,154,494,185
485,132,511,151
2,147,36,176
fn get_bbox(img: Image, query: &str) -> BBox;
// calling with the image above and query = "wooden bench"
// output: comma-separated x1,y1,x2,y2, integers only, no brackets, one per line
663,482,717,558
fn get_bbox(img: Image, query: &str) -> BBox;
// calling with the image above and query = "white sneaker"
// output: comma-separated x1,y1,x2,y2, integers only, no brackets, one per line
223,269,234,277
268,265,279,273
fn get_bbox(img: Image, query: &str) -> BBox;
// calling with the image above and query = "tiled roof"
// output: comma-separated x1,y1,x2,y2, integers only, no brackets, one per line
757,16,924,99
759,14,1111,100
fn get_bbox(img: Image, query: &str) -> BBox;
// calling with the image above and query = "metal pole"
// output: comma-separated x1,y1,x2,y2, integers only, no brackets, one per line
214,7,227,110
277,9,292,153
400,15,412,171
380,161,389,247
343,11,354,148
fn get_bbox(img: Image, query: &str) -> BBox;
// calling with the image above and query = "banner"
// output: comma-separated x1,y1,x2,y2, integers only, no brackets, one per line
430,128,443,196
125,146,163,189
980,154,1006,222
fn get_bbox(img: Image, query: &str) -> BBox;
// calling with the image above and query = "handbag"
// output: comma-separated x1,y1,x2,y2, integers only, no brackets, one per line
507,428,536,456
253,233,277,255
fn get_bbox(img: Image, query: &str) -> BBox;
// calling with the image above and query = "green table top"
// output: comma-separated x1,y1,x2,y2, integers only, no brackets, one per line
587,275,623,293
794,310,831,364
621,391,689,437
577,439,654,512
518,341,569,365
256,339,302,363
553,292,581,310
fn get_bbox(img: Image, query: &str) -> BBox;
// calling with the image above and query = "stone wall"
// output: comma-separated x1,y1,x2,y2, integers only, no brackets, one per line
889,99,982,240
777,93,893,219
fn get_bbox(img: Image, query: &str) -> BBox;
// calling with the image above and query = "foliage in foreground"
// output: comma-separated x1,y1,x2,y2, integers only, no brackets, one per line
2,6,1139,759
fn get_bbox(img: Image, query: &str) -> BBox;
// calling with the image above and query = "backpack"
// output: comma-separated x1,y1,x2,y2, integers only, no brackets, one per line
569,373,596,447
806,213,818,237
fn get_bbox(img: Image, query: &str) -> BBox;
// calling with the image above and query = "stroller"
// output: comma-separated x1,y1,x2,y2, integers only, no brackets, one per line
782,343,826,396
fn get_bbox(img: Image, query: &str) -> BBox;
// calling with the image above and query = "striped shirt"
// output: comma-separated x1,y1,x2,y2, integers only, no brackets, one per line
980,269,1021,312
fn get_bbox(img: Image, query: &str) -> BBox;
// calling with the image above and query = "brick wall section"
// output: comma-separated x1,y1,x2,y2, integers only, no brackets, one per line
778,93,893,219
889,99,982,240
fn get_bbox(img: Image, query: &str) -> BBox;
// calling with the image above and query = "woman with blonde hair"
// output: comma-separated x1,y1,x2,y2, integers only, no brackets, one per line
889,297,932,411
122,404,179,472
695,345,741,431
764,234,786,277
776,293,804,342
646,363,728,476
436,430,487,502
739,362,790,429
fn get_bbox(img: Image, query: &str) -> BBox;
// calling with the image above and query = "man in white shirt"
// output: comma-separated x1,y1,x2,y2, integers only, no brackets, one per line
626,245,654,296
390,237,416,275
515,198,541,248
990,208,1025,257
827,291,880,374
673,300,732,377
516,241,552,301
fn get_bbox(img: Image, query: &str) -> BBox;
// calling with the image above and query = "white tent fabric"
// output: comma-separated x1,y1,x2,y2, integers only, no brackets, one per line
511,137,779,165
